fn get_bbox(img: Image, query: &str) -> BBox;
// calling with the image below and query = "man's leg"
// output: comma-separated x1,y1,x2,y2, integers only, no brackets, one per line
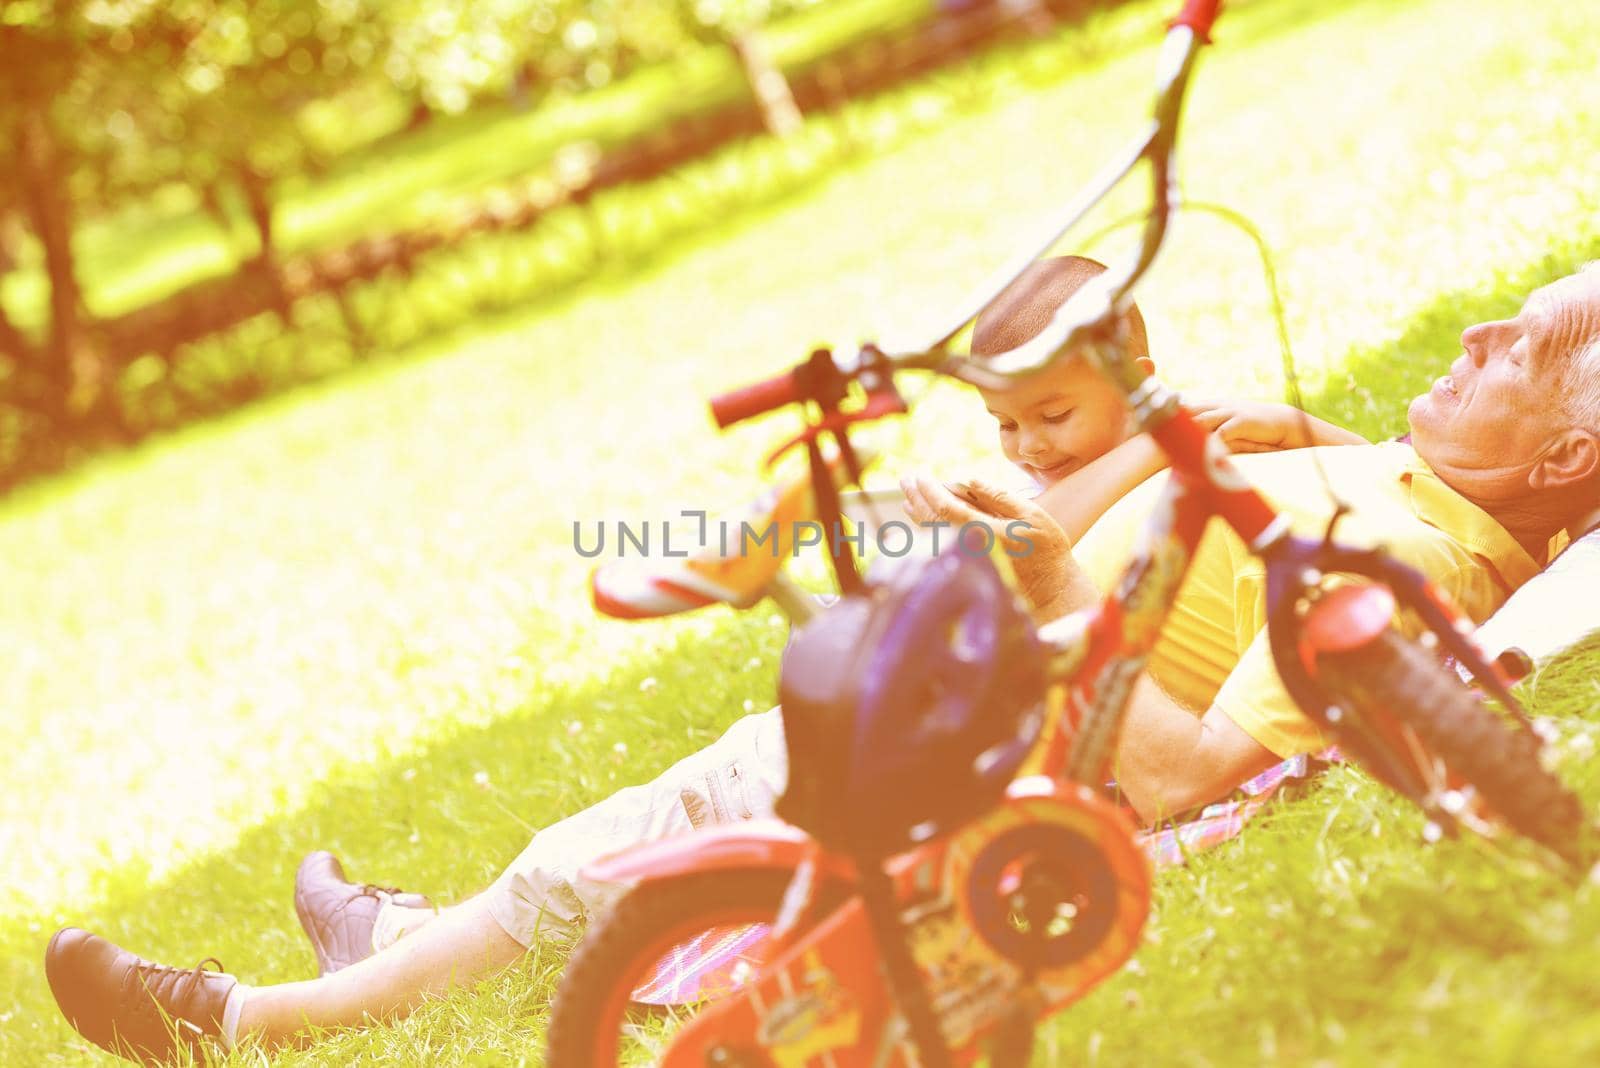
250,704,784,1040
295,706,788,967
295,851,437,975
45,892,522,1061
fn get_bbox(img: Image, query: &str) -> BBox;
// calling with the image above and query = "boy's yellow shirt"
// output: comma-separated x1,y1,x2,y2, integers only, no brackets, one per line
1072,442,1541,758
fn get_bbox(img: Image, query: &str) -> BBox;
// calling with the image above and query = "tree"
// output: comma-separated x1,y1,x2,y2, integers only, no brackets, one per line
666,0,819,135
0,0,827,469
0,0,385,434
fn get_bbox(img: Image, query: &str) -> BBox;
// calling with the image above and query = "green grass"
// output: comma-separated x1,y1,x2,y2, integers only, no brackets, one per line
1044,639,1600,1066
4,0,1600,1062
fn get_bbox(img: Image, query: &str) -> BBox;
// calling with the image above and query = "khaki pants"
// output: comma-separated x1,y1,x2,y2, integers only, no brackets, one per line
486,707,788,944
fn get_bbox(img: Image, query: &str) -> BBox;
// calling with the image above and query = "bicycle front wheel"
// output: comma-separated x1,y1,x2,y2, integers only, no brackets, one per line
1316,630,1587,862
545,868,824,1067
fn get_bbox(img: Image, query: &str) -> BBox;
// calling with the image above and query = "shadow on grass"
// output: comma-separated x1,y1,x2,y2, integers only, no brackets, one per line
0,611,787,1064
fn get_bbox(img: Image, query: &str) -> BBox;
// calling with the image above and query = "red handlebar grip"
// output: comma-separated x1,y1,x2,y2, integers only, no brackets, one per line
1171,0,1222,39
709,371,800,428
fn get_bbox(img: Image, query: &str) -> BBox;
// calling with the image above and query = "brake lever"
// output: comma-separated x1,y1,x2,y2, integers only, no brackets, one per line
764,389,907,467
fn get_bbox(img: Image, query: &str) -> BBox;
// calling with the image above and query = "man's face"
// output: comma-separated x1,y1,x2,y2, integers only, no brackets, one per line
1408,272,1600,500
979,359,1132,488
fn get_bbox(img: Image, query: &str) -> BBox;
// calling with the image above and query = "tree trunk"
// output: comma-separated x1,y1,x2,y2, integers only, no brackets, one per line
0,291,33,364
239,163,276,265
730,32,802,138
236,164,294,325
15,103,80,422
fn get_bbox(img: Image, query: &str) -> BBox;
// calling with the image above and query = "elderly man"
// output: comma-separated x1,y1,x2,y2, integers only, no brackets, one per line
44,267,1600,1063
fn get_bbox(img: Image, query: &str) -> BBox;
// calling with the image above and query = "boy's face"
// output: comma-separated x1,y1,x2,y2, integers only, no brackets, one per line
978,358,1133,488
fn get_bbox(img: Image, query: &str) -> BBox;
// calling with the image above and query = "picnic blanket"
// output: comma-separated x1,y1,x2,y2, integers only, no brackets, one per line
1136,750,1326,866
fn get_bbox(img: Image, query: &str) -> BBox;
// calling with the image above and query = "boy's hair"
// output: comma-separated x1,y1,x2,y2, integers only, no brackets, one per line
971,255,1150,360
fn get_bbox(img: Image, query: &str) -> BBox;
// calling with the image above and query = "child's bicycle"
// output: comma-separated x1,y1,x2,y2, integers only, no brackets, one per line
548,2,1588,1063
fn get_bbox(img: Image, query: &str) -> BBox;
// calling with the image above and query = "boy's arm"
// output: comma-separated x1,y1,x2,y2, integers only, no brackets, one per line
899,474,1101,622
1033,433,1170,544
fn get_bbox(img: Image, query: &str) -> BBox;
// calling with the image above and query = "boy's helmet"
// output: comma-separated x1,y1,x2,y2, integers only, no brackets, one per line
776,547,1048,858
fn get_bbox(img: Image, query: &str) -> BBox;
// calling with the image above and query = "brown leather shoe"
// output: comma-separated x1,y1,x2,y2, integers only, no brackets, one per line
45,927,236,1065
294,851,432,976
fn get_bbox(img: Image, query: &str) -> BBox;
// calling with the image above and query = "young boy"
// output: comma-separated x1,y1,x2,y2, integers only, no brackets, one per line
904,254,1365,557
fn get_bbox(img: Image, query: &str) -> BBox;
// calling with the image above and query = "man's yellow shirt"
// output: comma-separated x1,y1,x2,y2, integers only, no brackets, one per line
1072,442,1542,758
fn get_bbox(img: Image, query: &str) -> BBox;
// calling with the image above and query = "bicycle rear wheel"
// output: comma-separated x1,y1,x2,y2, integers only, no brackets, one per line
1316,630,1587,862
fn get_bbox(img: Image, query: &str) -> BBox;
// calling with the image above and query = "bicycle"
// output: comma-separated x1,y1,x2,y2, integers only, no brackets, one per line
551,0,1588,1062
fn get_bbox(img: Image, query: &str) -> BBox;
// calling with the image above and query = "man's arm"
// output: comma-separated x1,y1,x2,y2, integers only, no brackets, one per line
1114,676,1280,824
1031,402,1369,546
1300,415,1369,447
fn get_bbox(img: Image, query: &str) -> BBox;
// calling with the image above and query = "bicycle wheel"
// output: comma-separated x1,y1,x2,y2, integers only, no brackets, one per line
1316,630,1587,862
545,868,839,1068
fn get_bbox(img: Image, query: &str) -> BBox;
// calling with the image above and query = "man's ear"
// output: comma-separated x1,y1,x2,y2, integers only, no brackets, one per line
1134,356,1156,378
1530,429,1600,490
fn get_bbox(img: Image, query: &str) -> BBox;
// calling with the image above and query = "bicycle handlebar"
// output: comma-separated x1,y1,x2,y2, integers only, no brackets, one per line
1171,0,1223,39
710,370,799,428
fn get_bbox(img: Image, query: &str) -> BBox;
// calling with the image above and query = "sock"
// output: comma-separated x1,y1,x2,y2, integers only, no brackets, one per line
371,897,437,954
219,982,250,1050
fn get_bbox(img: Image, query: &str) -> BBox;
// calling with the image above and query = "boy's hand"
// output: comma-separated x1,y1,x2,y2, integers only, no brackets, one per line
1187,398,1316,452
898,472,1094,617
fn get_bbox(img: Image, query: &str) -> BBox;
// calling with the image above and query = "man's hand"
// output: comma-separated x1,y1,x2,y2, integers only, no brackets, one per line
1188,398,1369,452
1187,398,1314,452
898,472,1098,618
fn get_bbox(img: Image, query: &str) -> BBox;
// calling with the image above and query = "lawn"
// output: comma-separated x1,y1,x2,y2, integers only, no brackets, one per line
4,0,1600,1063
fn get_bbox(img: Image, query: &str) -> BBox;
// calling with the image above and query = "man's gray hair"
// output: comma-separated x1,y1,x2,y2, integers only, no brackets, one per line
1557,261,1600,432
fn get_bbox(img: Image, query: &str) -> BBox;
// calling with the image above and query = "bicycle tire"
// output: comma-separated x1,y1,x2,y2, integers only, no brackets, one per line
545,868,836,1068
1317,630,1586,862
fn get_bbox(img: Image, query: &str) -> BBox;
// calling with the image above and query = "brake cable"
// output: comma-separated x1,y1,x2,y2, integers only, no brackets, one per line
1076,196,1352,517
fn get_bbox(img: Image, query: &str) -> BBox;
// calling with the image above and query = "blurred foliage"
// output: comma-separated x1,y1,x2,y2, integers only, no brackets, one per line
116,70,1000,442
0,0,837,480
7,0,1112,489
0,0,828,213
